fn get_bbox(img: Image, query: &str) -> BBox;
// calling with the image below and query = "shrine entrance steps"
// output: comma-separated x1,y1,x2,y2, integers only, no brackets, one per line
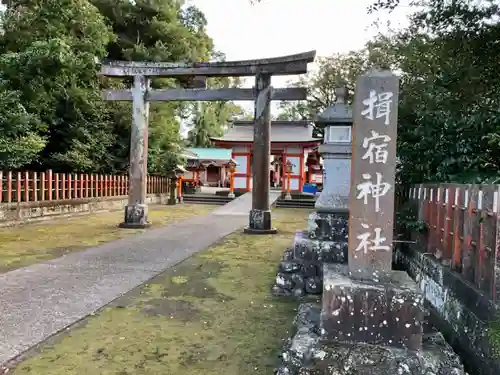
182,194,233,206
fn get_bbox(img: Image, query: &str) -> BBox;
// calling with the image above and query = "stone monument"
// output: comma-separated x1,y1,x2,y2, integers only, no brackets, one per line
271,88,352,297
321,69,424,349
275,70,467,375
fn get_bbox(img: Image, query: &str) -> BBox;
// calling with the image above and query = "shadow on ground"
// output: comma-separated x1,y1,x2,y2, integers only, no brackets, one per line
8,208,312,375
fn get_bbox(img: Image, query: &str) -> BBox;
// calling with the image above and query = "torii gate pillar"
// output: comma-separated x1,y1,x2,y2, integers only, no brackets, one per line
119,75,151,228
244,73,276,234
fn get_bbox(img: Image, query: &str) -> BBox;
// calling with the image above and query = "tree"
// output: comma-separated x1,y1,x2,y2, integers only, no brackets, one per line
277,52,370,137
0,90,46,169
186,99,248,148
273,0,500,185
0,0,115,172
185,54,247,148
370,0,500,183
0,0,219,175
91,0,213,62
92,0,216,172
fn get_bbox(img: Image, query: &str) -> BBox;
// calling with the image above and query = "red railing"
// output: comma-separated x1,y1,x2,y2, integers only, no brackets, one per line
398,184,500,301
0,170,170,203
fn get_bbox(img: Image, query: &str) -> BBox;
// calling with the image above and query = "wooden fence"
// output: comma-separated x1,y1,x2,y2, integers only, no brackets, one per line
398,184,500,301
0,170,170,203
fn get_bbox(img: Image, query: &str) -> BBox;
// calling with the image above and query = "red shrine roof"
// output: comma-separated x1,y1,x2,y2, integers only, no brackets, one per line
210,120,322,144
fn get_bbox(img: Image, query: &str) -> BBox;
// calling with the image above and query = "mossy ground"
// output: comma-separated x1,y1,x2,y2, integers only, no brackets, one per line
0,204,215,272
489,318,500,359
10,208,312,375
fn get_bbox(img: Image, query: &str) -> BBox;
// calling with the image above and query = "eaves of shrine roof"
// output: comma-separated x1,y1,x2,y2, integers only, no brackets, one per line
210,120,322,143
181,149,199,159
186,147,232,161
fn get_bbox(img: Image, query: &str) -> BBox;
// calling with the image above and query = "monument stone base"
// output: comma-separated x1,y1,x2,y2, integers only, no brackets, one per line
293,230,347,263
119,203,151,229
271,211,348,297
276,303,466,375
244,209,278,234
321,263,424,350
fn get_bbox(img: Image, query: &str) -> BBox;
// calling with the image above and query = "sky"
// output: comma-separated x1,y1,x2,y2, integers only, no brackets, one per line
189,0,413,88
0,0,413,133
184,0,413,126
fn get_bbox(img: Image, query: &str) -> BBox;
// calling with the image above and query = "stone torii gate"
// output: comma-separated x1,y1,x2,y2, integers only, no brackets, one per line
99,51,316,230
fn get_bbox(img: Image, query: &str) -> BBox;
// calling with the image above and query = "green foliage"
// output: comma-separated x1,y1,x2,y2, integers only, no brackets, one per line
376,0,500,184
395,203,428,234
148,103,185,175
0,90,47,169
277,52,370,138
91,0,213,62
186,74,248,148
0,0,220,175
0,0,115,171
277,0,500,185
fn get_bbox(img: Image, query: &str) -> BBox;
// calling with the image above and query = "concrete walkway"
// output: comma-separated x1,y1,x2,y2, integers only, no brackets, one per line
0,201,261,365
213,191,281,216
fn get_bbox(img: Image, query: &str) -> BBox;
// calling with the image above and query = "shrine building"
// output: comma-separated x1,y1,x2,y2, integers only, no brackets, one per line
210,120,322,192
183,148,234,187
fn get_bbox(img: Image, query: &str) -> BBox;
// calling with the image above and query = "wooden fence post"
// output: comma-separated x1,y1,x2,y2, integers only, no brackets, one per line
481,185,495,296
48,170,53,200
33,172,39,201
62,173,67,200
6,171,12,203
23,171,29,202
427,185,436,255
55,173,59,200
452,186,465,272
463,185,479,283
74,173,78,199
119,175,123,195
80,173,84,198
68,174,73,199
493,185,500,302
15,172,21,202
40,172,45,201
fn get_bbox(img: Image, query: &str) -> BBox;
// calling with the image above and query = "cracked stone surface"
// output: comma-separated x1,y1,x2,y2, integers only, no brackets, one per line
276,303,468,375
293,230,347,263
272,208,349,297
321,264,424,350
271,250,324,297
307,211,348,242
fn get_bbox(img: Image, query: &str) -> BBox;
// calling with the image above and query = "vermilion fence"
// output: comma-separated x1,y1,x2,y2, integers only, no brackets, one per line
0,170,170,203
397,184,500,301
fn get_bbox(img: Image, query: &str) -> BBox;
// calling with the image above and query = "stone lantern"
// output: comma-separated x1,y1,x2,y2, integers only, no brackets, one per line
168,165,186,205
315,87,352,212
270,88,353,298
227,159,237,198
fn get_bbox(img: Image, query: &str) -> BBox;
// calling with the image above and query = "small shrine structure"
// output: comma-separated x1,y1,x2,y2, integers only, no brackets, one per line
211,120,322,193
183,148,233,187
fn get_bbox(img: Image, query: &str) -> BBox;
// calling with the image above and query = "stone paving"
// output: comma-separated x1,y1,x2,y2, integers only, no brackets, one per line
0,194,276,366
213,191,281,216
